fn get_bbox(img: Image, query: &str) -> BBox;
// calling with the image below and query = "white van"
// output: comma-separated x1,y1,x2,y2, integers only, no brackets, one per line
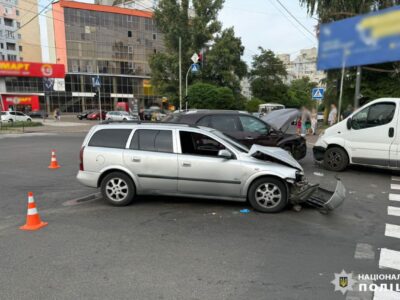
313,98,399,171
258,103,285,115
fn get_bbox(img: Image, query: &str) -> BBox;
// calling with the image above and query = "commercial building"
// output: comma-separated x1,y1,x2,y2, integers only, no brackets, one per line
2,0,164,113
277,47,325,85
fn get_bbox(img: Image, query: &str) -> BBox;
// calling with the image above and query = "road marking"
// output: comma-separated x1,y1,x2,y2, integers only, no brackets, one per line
385,224,400,239
391,176,400,181
389,194,400,202
379,248,400,271
388,206,400,217
390,184,400,190
354,243,375,260
374,289,400,300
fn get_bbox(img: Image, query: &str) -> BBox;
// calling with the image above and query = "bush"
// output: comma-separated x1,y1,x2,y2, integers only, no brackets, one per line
0,121,43,130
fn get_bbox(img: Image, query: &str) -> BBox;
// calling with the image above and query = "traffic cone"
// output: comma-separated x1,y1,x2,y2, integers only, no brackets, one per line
48,149,60,169
20,192,48,231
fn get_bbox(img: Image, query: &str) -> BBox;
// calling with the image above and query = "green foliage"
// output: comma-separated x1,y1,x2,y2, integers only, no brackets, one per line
187,82,244,109
150,0,224,103
249,48,288,104
287,77,317,108
0,121,42,130
245,98,264,112
201,28,247,91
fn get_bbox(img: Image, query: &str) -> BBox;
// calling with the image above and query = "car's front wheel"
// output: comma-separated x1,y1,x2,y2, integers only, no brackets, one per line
101,172,135,206
26,118,32,122
323,147,348,171
248,177,288,213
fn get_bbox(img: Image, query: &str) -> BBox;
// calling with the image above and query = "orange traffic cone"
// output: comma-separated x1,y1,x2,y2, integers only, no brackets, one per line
20,192,48,231
48,149,60,169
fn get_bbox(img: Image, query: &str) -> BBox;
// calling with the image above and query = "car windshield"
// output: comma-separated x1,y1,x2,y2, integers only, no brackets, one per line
210,129,249,153
0,112,5,115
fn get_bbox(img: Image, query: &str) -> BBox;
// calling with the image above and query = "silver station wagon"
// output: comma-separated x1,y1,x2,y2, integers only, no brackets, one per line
77,123,345,213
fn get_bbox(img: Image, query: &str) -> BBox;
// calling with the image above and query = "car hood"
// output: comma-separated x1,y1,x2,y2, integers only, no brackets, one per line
261,109,300,132
249,144,303,171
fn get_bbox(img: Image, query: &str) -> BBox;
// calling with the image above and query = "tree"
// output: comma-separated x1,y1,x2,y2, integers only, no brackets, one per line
287,77,317,108
245,98,264,112
150,0,224,104
187,82,243,109
201,27,248,91
249,48,288,103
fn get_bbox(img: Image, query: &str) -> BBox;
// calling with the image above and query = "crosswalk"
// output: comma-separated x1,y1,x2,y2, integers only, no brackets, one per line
373,176,400,299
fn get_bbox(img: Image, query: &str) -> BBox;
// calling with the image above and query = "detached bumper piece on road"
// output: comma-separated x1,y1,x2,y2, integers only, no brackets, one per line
306,179,346,213
291,179,346,213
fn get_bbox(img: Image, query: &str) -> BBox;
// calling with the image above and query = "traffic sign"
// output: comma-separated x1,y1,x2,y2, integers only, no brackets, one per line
312,87,325,100
92,76,101,88
191,53,199,64
191,63,200,73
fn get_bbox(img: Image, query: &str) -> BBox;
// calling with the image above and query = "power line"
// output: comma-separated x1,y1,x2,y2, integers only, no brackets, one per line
274,0,316,39
13,0,55,33
266,0,316,45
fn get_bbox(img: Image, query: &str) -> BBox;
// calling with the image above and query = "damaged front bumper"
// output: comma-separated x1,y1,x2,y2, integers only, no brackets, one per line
289,178,346,212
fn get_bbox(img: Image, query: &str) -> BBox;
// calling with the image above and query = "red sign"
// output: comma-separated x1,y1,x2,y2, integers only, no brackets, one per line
0,61,65,78
2,95,40,111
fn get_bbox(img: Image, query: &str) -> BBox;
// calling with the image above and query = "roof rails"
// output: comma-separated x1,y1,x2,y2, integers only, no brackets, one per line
100,120,199,128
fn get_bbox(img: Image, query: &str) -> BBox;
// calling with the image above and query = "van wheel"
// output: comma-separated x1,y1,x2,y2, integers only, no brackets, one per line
248,177,288,213
101,172,135,206
323,147,348,171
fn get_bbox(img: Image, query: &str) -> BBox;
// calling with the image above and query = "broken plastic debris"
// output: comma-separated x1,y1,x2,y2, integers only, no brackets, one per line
313,172,324,177
240,209,250,213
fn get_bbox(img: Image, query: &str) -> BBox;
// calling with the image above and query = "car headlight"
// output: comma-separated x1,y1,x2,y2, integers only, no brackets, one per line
295,171,305,182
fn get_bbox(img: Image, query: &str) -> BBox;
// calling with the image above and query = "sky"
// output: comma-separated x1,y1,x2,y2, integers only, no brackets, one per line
39,0,318,63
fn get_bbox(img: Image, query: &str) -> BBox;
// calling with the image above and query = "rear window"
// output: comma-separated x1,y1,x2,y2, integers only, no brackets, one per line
130,129,173,153
88,129,131,149
0,112,6,115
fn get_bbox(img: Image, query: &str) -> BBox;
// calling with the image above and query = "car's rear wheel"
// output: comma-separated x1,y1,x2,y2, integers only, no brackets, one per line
323,147,348,171
8,119,13,123
26,118,32,122
248,177,288,213
101,172,135,206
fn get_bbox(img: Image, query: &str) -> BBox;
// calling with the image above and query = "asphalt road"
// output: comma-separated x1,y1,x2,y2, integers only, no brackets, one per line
0,132,399,300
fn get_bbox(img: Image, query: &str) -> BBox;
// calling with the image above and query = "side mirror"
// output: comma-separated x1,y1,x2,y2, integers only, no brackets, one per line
346,118,352,130
218,149,232,159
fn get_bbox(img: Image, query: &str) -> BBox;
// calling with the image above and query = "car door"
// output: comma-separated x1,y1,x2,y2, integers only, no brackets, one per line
345,101,397,167
16,112,27,121
123,128,178,193
177,129,243,198
236,115,278,148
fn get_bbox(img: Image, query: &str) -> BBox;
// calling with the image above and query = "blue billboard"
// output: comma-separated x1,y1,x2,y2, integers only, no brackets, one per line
318,6,400,70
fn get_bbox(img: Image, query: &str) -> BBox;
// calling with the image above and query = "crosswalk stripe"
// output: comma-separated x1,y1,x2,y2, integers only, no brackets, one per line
379,248,400,271
392,176,400,181
385,224,400,239
374,289,400,300
390,184,400,190
388,206,400,217
389,194,400,201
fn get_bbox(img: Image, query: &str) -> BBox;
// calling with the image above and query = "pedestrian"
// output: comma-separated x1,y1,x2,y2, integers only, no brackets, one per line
56,109,61,121
311,108,318,135
139,107,144,121
342,104,353,120
296,117,302,135
53,108,58,121
328,103,337,126
301,106,311,136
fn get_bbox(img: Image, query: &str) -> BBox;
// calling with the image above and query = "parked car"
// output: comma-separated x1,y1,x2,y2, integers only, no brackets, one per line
77,123,345,213
106,111,137,121
77,110,94,120
314,98,398,171
87,111,107,120
1,111,32,123
27,110,48,119
163,110,307,160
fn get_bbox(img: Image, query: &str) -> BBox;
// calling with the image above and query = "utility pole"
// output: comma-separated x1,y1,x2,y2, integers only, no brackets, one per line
354,66,362,109
97,65,102,123
337,54,346,123
179,37,182,112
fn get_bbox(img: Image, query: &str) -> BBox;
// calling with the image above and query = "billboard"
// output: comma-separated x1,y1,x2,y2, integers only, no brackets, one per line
0,62,65,78
318,6,400,70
